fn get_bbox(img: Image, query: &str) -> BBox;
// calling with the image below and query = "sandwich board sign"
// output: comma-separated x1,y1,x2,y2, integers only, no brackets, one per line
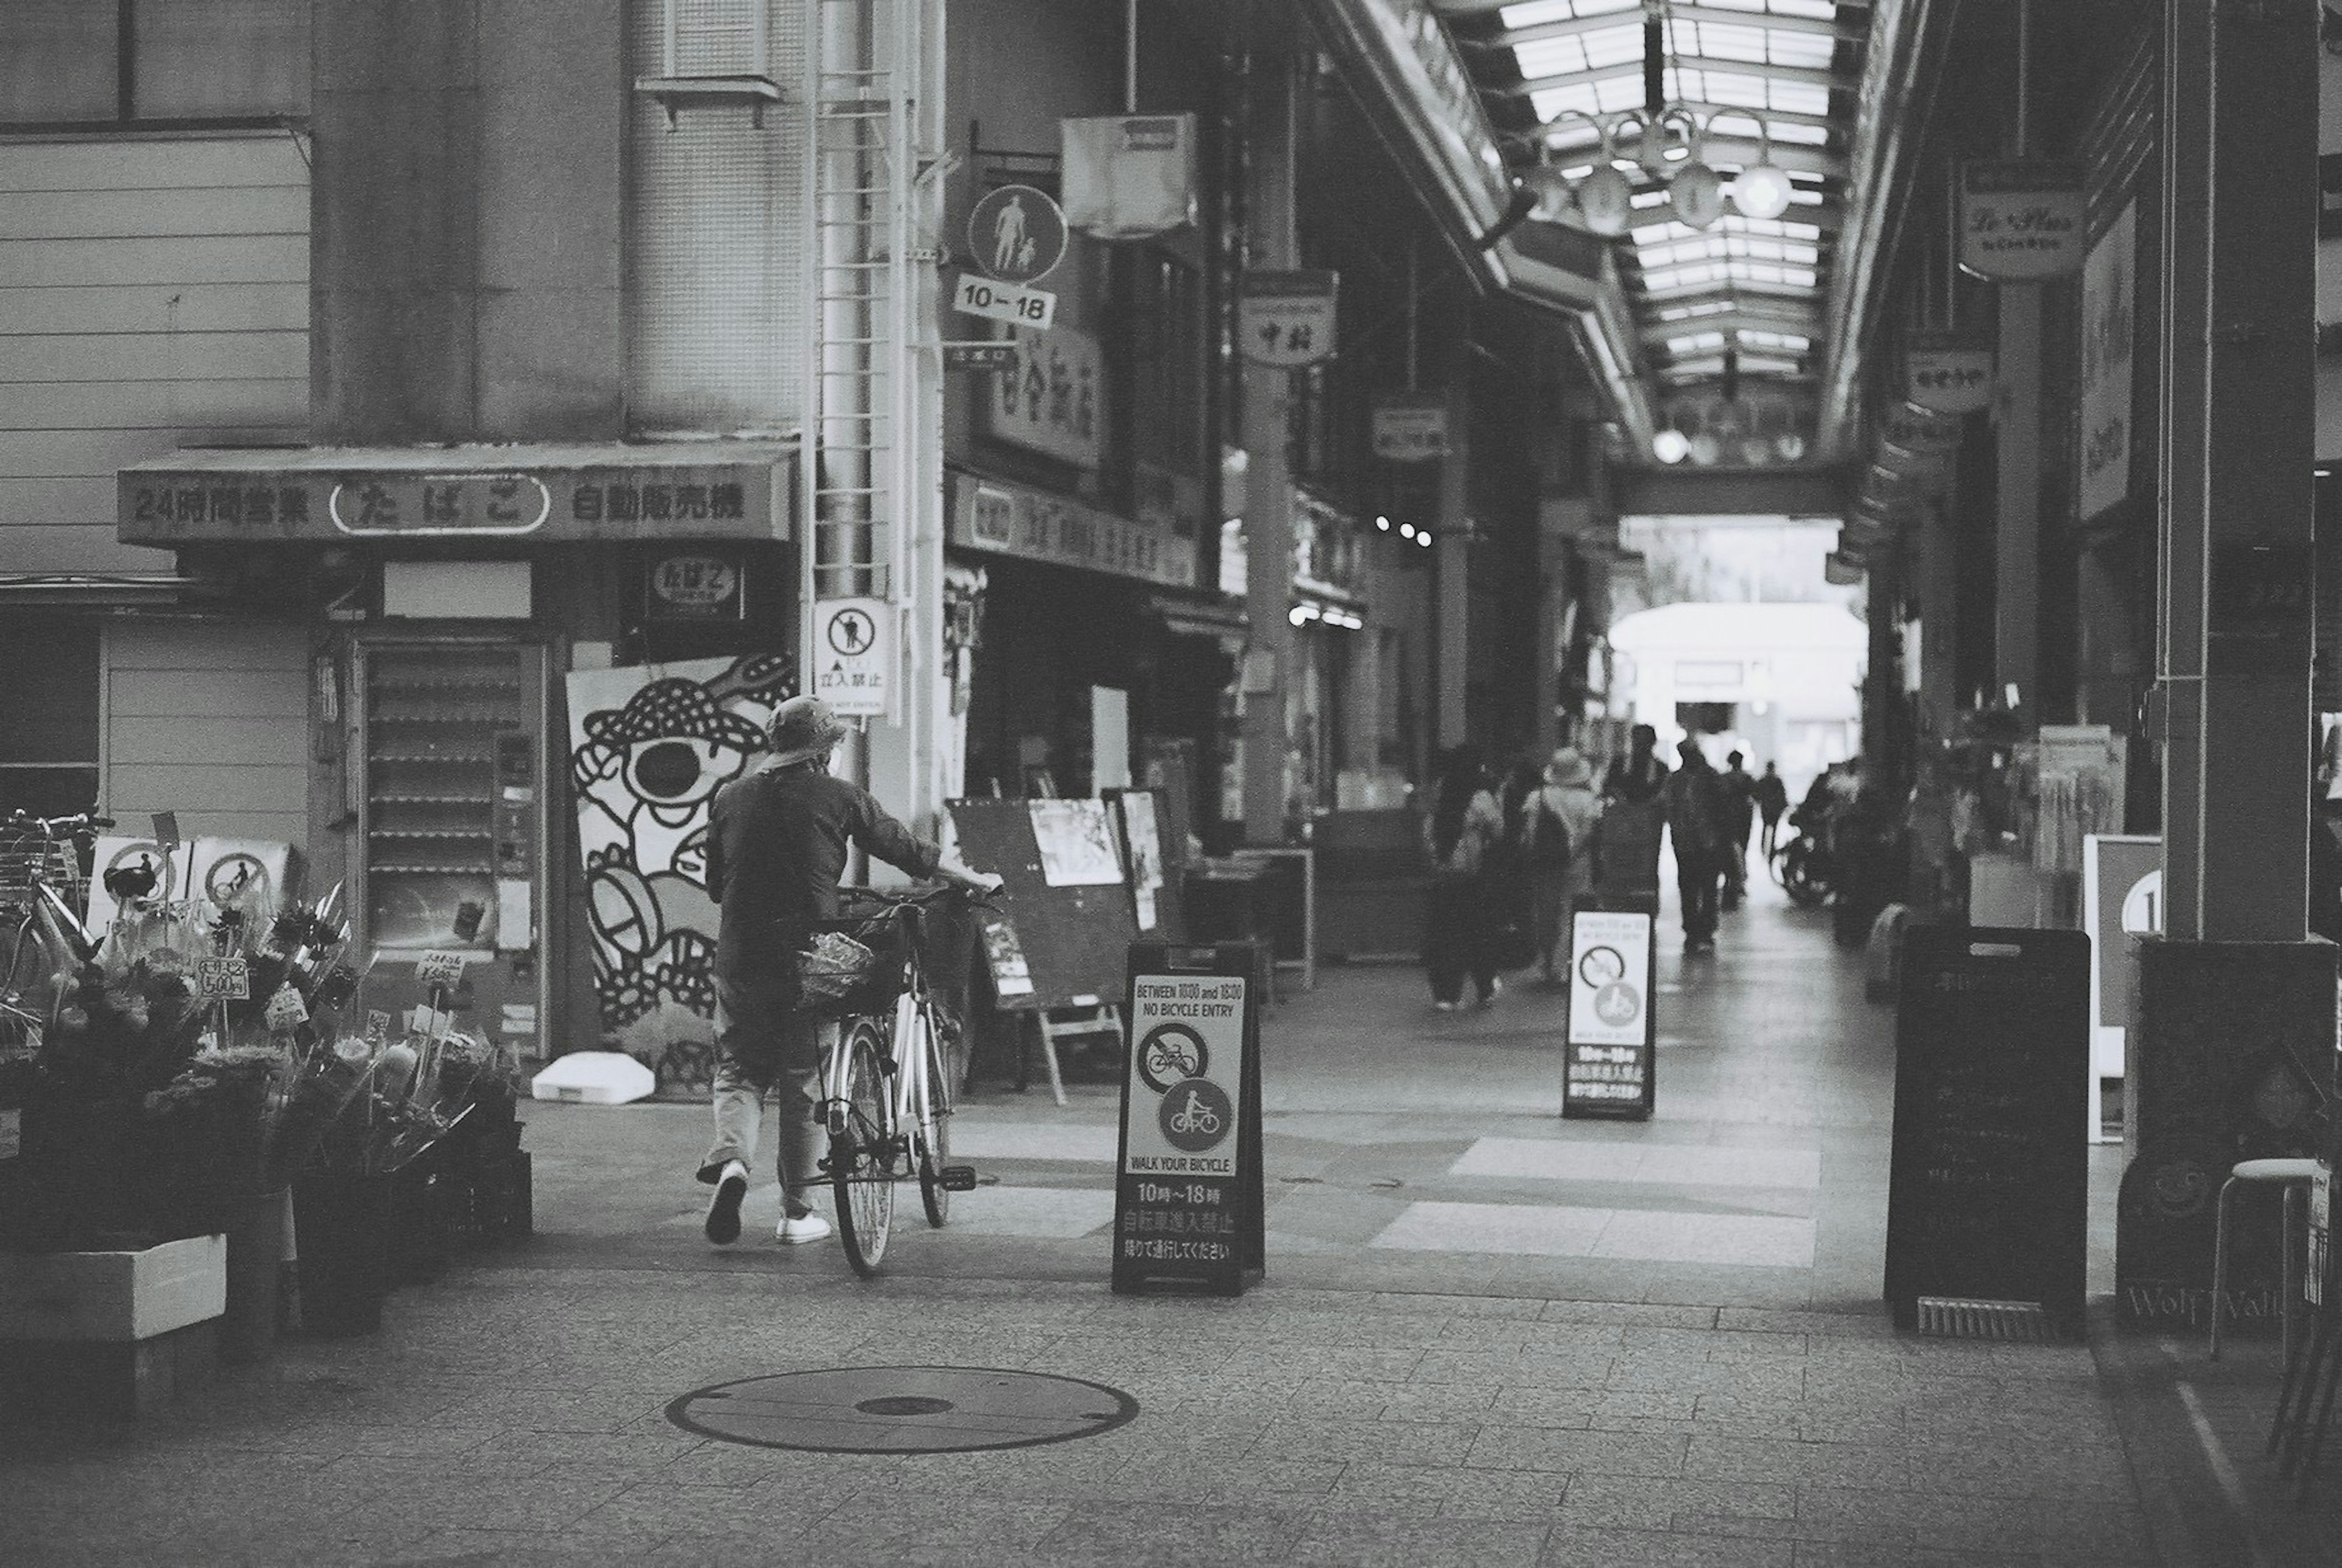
1563,908,1656,1119
811,597,895,718
1112,941,1266,1296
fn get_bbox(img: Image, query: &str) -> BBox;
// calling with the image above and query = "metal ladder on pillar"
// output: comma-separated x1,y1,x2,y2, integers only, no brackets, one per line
801,0,919,671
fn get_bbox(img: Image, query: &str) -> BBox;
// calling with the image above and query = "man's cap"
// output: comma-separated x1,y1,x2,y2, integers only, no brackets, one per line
765,695,848,767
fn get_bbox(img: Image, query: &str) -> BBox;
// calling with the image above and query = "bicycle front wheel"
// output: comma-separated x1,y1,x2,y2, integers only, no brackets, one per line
914,1009,953,1229
829,1016,895,1277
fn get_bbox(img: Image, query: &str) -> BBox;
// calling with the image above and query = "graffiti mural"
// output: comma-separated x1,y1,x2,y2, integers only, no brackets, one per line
567,652,793,1095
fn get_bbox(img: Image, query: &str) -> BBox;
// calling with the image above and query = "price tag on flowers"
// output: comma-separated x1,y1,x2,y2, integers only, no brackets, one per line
417,950,469,989
195,956,251,1001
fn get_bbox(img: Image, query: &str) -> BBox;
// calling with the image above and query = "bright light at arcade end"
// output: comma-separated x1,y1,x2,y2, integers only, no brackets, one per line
1378,515,1435,548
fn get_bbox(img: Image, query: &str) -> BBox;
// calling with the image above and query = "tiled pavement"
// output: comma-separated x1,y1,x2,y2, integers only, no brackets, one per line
5,877,2340,1565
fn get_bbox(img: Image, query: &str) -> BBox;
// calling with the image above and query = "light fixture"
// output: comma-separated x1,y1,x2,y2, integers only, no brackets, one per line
1686,433,1721,466
1671,159,1725,231
1417,531,1433,548
1775,432,1808,462
1398,521,1416,540
1575,164,1634,238
1729,114,1794,221
1289,604,1318,627
1521,163,1576,225
1652,429,1690,464
1375,514,1392,531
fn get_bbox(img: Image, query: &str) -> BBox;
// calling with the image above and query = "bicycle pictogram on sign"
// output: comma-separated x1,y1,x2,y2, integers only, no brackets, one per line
1136,1023,1209,1094
1158,1078,1233,1154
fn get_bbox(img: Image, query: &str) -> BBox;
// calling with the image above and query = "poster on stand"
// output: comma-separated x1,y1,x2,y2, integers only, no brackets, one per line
1028,800,1124,886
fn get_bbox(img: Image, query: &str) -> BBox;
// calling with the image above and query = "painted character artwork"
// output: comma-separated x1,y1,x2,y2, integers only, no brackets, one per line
568,652,793,1094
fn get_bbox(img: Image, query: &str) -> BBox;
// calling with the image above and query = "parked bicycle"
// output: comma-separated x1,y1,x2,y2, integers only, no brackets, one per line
0,811,110,1054
817,884,981,1278
1769,828,1833,909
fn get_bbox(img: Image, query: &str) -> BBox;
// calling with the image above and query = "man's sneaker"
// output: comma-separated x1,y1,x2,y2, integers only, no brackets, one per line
1433,1000,1459,1013
776,1211,833,1245
703,1160,749,1245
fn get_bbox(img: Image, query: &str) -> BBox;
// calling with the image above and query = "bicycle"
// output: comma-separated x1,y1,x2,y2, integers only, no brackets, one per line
815,884,980,1278
0,811,111,1056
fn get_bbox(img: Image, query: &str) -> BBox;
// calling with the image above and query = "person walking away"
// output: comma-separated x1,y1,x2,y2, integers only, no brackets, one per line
1519,747,1602,984
1719,750,1757,909
1664,739,1728,953
1423,746,1506,1011
1754,761,1789,857
1602,723,1669,805
699,696,1002,1247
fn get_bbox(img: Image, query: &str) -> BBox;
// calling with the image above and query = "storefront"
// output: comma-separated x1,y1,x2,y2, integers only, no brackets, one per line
944,469,1228,814
116,442,797,1069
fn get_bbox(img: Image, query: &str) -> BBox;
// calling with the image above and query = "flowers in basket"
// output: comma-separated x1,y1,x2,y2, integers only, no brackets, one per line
309,993,521,1180
798,928,884,1011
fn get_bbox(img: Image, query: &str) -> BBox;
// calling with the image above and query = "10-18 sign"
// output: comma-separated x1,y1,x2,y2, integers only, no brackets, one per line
953,274,1058,330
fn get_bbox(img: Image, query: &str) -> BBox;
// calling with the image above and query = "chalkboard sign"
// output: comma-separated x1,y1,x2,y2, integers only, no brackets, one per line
945,797,1139,1012
1885,925,2090,1333
1112,940,1267,1296
1230,846,1314,987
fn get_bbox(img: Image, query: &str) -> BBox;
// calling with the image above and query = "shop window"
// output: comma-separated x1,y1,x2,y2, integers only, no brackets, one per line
0,0,310,126
0,623,99,818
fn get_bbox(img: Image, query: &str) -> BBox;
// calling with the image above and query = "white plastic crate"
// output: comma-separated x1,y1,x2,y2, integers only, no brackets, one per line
531,1050,656,1106
0,1234,227,1342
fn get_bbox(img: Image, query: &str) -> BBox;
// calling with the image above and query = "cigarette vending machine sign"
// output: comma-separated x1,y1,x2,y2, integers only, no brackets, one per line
1564,909,1655,1119
1112,942,1266,1296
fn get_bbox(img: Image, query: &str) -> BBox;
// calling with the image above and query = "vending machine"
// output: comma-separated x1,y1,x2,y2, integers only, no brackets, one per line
352,639,550,1059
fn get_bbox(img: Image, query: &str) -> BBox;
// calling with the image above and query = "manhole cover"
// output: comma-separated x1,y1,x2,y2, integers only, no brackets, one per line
665,1367,1139,1454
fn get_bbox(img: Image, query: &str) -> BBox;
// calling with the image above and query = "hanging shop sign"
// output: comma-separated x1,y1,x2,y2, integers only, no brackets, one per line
1903,334,1995,415
948,473,1198,590
1960,160,2086,281
1370,394,1452,461
642,551,747,623
2079,201,2139,521
1061,115,1198,239
811,597,897,718
119,445,790,546
967,182,1067,284
1878,399,1963,456
1237,270,1338,368
981,323,1104,469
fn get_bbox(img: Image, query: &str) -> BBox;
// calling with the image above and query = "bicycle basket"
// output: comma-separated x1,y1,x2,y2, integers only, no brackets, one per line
793,916,908,1018
0,823,82,915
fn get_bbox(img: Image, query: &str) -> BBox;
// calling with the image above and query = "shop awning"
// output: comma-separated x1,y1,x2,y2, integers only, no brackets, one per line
118,441,795,547
0,573,196,607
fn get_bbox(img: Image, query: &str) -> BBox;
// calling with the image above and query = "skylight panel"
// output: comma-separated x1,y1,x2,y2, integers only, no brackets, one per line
1769,0,1838,19
1514,37,1596,78
1667,331,1728,354
1739,329,1813,351
1500,0,1636,25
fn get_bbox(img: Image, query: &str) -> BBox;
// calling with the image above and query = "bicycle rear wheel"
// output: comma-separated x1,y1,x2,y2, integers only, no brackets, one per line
914,1008,953,1229
829,1017,895,1277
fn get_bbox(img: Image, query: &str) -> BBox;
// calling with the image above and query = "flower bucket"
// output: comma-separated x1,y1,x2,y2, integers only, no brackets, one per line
290,1173,390,1337
218,1188,287,1363
386,1166,453,1287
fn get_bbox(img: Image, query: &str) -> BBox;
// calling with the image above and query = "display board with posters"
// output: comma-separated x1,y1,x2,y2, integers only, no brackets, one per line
1112,940,1266,1297
944,797,1139,1012
1563,908,1656,1120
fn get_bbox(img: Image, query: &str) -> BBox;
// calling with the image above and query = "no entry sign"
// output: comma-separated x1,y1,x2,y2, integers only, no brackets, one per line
1563,908,1655,1119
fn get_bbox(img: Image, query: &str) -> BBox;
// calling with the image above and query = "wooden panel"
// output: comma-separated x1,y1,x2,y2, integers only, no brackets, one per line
0,332,310,384
0,187,308,242
0,137,309,194
0,379,310,432
108,620,306,671
0,284,309,337
109,666,306,720
0,235,309,288
107,715,309,765
106,762,306,817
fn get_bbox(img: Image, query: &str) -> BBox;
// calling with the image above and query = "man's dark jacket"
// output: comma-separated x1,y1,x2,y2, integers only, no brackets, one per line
706,763,942,1006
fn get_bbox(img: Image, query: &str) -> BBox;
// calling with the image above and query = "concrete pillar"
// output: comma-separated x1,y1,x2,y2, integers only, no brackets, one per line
2120,0,2330,1332
1994,285,2043,714
1435,335,1472,751
1239,54,1300,845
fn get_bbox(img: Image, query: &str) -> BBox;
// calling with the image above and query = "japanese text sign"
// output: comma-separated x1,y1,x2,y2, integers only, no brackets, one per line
195,957,251,1002
1371,396,1452,462
1903,333,1994,415
981,324,1103,469
949,476,1197,589
812,597,897,718
1237,270,1338,368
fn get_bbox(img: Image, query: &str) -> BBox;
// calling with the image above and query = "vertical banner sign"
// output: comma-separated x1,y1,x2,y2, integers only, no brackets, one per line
1236,271,1338,368
1958,161,2086,279
1563,909,1656,1119
2079,202,2138,520
1113,942,1266,1296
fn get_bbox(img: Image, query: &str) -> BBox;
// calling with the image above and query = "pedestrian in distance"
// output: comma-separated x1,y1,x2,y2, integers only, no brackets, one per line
1719,750,1757,909
1518,746,1602,986
1663,737,1730,953
1602,723,1670,806
1755,760,1790,857
698,695,1001,1248
1422,744,1506,1011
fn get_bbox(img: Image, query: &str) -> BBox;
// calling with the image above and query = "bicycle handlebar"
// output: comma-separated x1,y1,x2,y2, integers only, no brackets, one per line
4,811,114,837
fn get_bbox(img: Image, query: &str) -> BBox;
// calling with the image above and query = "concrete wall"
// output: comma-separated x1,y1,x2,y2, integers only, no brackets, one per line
311,0,623,443
104,618,309,843
0,133,309,574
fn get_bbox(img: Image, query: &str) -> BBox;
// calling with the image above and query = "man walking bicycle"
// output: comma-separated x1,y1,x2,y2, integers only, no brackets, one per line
698,696,1000,1247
